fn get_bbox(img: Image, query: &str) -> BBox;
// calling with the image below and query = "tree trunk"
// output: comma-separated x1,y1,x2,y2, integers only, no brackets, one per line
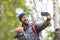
53,0,60,40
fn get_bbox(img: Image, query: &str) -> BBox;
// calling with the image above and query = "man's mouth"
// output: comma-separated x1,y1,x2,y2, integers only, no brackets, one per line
24,20,28,23
25,20,28,22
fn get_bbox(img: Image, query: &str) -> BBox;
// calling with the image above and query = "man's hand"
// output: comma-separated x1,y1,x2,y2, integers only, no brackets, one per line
17,26,24,32
46,13,51,20
10,26,24,34
45,13,51,26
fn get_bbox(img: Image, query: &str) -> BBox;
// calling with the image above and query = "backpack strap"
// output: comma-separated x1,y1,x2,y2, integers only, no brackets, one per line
31,23,37,35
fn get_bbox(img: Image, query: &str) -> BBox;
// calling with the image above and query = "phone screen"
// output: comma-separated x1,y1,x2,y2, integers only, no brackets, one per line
41,12,48,16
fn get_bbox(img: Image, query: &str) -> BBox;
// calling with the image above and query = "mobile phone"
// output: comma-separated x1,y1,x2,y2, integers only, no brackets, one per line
41,12,48,16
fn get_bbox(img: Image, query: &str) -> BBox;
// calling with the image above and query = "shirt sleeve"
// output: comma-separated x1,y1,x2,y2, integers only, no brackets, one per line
14,32,27,40
34,20,50,33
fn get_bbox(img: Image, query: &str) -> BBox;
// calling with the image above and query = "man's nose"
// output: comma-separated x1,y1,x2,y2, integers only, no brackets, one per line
25,17,28,20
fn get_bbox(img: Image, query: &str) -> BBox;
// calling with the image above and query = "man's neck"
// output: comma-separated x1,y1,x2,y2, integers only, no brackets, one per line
22,23,28,30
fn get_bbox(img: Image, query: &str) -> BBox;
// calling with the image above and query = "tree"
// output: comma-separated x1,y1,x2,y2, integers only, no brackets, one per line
0,0,30,40
53,0,60,40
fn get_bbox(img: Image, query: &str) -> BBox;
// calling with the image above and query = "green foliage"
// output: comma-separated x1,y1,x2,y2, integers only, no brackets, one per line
30,1,32,4
45,30,54,40
58,7,60,14
0,0,30,40
39,0,43,2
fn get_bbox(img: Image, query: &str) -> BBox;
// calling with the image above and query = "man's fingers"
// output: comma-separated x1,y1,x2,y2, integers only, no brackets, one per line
17,27,24,32
47,13,50,16
46,13,51,20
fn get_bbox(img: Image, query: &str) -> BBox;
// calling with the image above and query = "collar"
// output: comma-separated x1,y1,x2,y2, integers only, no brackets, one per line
22,22,30,31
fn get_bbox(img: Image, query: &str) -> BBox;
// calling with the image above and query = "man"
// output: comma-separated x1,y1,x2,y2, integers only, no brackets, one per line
10,12,51,40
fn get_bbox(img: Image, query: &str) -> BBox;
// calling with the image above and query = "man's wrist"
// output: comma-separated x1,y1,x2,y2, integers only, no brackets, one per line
47,18,51,21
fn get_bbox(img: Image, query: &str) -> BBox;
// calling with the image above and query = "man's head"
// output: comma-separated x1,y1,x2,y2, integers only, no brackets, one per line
18,13,28,25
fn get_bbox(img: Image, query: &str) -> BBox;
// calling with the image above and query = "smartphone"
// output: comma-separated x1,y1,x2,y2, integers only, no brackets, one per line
41,12,48,16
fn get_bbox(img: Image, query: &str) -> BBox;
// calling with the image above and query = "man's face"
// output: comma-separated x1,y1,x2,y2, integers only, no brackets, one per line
21,15,28,25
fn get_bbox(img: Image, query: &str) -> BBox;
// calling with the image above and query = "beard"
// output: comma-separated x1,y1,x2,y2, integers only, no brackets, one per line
22,19,28,25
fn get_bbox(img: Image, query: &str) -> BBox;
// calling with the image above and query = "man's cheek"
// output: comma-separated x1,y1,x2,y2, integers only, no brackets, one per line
22,20,25,22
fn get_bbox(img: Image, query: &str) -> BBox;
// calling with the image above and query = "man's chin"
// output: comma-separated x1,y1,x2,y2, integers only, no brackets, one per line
24,22,28,25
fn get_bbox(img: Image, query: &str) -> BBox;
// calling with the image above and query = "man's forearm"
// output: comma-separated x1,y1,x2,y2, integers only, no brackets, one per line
39,19,51,31
46,13,51,26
